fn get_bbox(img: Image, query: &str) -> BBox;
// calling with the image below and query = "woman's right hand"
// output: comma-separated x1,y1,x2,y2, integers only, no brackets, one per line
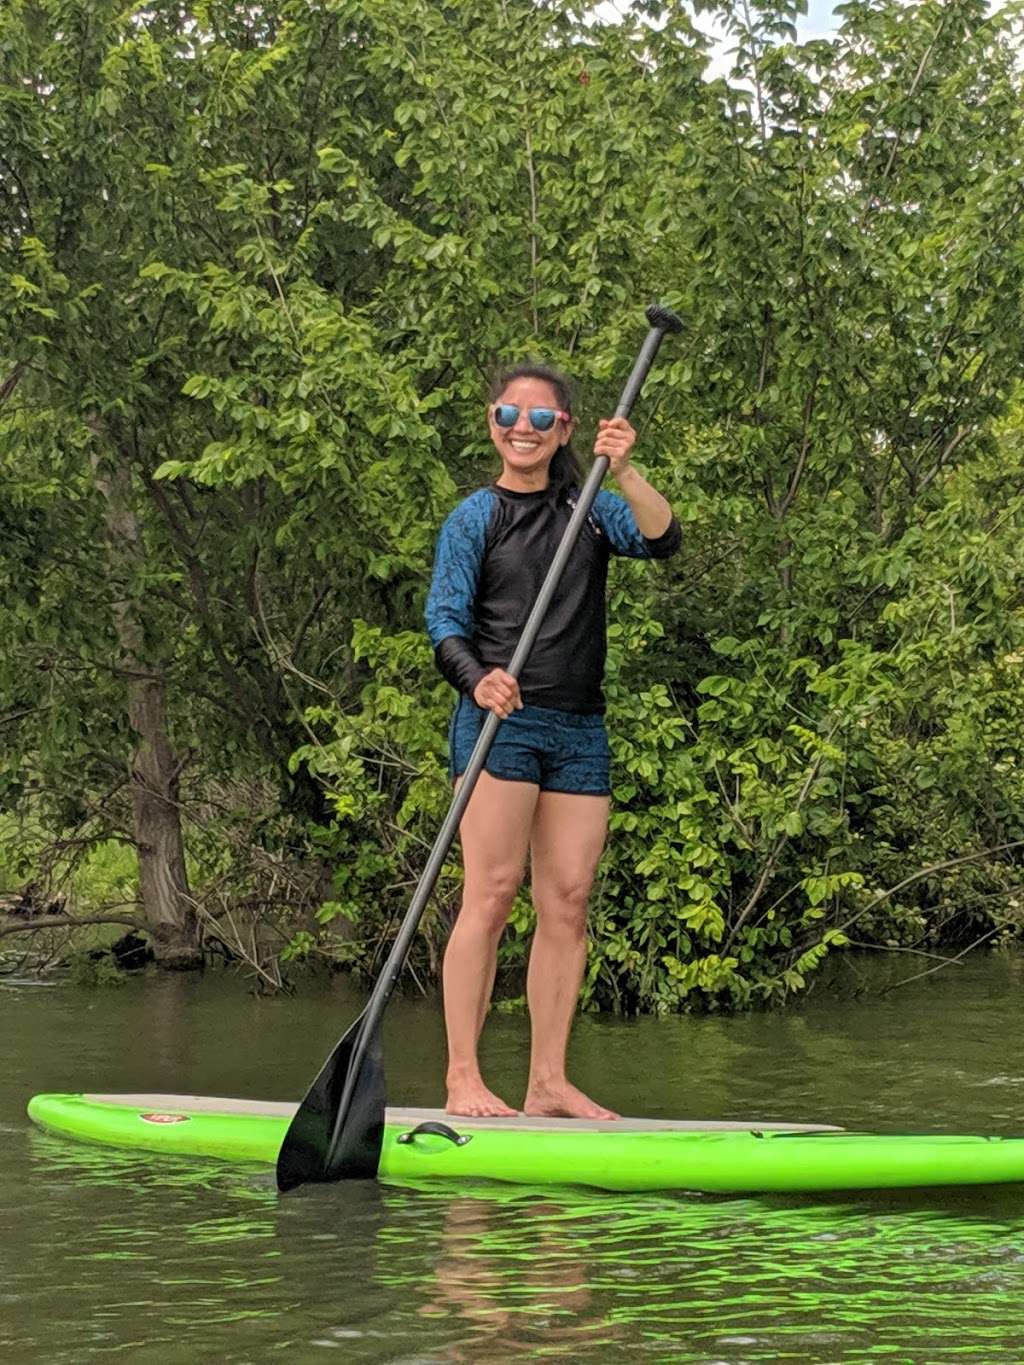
473,669,523,719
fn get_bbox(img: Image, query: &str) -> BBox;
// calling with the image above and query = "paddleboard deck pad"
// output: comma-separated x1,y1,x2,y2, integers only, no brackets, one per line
26,1093,1024,1193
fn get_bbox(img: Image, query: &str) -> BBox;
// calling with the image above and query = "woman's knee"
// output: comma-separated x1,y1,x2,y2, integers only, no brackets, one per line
460,867,523,932
533,875,593,933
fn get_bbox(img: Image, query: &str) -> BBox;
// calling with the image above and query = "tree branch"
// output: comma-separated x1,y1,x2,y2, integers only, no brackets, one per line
0,914,142,941
832,841,1024,941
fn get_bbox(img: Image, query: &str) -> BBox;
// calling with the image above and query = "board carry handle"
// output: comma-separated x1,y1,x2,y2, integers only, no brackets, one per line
396,1121,472,1147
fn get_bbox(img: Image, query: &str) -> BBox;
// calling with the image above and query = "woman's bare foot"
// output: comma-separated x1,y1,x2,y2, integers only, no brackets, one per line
523,1080,619,1120
446,1074,518,1118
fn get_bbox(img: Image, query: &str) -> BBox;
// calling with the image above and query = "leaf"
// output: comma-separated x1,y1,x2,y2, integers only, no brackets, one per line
696,675,732,697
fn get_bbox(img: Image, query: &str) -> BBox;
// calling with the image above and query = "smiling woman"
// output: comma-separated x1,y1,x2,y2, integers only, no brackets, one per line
487,368,579,497
425,359,681,1123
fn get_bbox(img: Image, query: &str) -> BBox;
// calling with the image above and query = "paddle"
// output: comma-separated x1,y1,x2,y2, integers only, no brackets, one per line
276,303,683,1192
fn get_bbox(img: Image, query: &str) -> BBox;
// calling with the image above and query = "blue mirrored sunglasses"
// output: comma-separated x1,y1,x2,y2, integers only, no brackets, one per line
491,404,571,432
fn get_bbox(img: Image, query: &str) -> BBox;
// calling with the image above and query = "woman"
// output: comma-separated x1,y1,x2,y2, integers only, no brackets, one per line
425,362,680,1118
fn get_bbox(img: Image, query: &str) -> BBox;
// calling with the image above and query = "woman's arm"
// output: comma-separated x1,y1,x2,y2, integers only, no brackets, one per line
594,418,673,538
425,490,522,717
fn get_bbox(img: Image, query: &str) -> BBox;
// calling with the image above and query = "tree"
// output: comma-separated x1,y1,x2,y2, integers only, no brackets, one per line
2,0,1023,1006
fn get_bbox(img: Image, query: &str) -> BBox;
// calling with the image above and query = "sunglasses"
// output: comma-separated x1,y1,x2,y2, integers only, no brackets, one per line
491,404,571,432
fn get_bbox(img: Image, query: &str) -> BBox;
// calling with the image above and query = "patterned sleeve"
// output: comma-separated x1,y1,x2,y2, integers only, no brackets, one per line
592,490,682,560
425,489,495,695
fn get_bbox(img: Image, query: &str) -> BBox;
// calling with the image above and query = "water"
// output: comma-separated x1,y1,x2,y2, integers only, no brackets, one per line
5,954,1024,1361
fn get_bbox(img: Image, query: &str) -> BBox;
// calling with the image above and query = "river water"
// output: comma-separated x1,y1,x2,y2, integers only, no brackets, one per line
5,953,1024,1362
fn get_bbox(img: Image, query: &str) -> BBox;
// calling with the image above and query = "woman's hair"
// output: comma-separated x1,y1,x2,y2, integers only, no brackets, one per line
488,361,584,495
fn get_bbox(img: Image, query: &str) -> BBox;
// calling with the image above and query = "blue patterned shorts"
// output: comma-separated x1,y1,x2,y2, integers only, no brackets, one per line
448,697,610,796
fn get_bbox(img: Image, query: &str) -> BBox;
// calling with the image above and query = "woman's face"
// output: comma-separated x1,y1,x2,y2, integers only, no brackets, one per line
488,377,574,483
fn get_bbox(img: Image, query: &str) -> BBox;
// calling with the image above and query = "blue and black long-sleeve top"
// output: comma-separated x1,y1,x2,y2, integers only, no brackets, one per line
425,482,681,714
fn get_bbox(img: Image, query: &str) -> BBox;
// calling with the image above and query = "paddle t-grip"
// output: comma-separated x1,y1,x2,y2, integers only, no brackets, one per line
613,304,684,421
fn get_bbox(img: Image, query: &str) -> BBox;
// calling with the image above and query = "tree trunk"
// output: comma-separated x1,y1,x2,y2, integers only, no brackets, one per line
126,671,202,969
90,438,202,970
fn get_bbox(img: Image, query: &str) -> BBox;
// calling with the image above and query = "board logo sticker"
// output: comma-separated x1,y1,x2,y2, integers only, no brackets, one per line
139,1112,190,1125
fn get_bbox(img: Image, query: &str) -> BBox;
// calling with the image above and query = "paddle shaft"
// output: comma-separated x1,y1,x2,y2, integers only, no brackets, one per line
330,312,680,1133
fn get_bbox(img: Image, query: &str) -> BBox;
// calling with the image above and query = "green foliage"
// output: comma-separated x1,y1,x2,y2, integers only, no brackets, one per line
2,0,1024,1002
288,621,457,977
68,841,139,911
66,950,127,989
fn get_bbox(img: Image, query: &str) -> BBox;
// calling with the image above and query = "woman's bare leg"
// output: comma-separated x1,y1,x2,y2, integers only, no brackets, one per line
523,791,617,1120
444,772,539,1117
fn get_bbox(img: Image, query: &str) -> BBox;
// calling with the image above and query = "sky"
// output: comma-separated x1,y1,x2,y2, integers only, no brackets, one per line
592,1,1012,74
729,0,1006,39
590,4,844,70
690,2,840,82
802,0,841,36
696,2,1012,79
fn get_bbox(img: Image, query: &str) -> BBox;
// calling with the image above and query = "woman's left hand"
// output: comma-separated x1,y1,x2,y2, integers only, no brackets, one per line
593,417,637,477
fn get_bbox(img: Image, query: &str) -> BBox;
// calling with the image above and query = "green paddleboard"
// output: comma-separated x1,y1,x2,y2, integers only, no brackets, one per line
26,1092,1024,1194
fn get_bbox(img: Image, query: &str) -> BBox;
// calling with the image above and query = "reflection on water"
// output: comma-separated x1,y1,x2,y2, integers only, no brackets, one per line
376,1180,1024,1363
408,1191,622,1361
6,957,1024,1361
16,1126,1024,1363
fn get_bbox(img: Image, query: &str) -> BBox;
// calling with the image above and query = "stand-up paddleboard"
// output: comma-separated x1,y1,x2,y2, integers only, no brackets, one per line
26,1092,1024,1193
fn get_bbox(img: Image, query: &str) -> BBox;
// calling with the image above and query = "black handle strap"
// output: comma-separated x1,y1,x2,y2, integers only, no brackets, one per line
396,1120,472,1147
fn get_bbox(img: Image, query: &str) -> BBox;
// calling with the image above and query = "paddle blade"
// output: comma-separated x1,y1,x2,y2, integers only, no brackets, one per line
276,1012,387,1192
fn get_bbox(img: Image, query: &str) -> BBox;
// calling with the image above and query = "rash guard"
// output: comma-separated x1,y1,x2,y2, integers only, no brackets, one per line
425,482,681,714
